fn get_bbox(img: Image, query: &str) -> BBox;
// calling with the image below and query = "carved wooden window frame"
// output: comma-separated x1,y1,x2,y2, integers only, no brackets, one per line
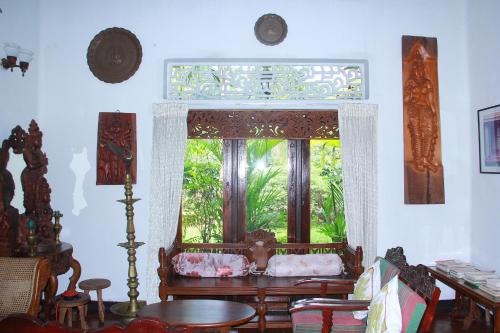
181,109,339,243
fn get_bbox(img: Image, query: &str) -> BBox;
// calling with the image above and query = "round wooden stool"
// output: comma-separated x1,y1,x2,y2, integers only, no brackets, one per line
78,278,111,323
57,292,90,329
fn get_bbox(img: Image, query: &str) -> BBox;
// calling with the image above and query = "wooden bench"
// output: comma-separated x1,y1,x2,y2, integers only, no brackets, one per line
157,229,363,332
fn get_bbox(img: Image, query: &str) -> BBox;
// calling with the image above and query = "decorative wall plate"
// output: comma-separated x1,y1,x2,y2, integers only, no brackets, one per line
87,27,142,83
254,14,287,46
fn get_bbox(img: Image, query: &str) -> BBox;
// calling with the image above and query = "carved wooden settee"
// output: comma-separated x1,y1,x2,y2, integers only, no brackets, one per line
157,229,363,332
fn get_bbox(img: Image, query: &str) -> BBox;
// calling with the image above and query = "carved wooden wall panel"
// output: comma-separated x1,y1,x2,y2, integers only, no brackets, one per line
0,120,55,252
187,110,339,139
96,112,137,185
402,36,445,204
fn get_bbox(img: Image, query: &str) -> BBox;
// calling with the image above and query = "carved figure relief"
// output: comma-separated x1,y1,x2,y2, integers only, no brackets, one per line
96,112,137,185
0,120,55,253
402,36,445,204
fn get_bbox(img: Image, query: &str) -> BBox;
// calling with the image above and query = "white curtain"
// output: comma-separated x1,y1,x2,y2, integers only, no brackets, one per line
339,103,378,269
145,102,188,304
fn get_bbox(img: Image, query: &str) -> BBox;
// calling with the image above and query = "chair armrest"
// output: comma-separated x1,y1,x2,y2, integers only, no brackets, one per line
289,300,370,313
294,298,370,306
294,277,357,286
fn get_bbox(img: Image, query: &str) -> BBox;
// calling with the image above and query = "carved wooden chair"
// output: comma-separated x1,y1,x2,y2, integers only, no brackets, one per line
290,247,440,333
0,257,51,318
0,314,193,333
290,276,429,333
290,247,441,333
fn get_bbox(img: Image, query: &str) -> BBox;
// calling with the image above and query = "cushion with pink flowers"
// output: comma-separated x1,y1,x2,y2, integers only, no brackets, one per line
264,253,343,277
172,252,250,277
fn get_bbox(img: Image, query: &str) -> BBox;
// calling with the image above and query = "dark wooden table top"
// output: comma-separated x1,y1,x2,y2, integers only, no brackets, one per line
137,300,256,328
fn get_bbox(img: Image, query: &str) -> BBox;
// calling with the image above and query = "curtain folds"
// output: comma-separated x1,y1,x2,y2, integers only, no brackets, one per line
339,103,378,269
145,103,188,304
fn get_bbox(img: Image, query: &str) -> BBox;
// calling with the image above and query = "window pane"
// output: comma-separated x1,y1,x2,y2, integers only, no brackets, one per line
246,139,288,242
310,140,346,243
182,139,223,243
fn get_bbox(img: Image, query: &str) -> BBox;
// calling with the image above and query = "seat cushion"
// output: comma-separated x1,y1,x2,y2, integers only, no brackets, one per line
378,257,400,287
366,275,402,333
397,281,427,333
292,310,366,333
352,259,381,319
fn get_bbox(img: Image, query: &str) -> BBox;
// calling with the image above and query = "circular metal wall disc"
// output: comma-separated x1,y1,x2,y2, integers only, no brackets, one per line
87,27,142,83
254,14,287,46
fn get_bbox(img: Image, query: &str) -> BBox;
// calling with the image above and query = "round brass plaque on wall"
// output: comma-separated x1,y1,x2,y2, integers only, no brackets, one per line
254,14,287,46
87,27,142,83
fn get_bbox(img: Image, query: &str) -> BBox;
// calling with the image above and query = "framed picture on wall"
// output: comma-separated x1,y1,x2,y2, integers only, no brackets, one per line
478,104,500,173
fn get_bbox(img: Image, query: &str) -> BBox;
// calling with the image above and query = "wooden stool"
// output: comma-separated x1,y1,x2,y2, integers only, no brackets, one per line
78,278,111,323
57,292,90,329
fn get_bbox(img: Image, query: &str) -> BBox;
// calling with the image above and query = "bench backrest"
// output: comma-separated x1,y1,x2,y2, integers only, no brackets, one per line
167,229,363,278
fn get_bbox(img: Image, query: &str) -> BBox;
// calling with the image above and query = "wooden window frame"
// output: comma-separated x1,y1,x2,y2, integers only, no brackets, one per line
184,109,339,243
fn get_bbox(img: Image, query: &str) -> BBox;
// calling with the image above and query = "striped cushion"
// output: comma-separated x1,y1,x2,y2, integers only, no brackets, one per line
378,257,400,286
292,310,366,333
398,281,427,333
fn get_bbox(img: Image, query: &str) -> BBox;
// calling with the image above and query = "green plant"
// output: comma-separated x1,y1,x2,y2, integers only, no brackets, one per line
246,139,287,232
182,140,223,243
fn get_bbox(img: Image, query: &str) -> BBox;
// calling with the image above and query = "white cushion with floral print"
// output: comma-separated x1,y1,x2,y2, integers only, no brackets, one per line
264,254,343,277
172,253,249,277
351,259,381,319
366,275,402,333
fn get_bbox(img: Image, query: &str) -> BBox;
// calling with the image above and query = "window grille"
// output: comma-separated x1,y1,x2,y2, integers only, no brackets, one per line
165,59,368,102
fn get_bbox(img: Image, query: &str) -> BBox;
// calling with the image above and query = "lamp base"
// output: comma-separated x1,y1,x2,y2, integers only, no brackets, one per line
110,301,146,323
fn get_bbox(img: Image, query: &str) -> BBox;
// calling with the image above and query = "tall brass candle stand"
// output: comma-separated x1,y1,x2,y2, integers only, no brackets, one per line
108,142,145,320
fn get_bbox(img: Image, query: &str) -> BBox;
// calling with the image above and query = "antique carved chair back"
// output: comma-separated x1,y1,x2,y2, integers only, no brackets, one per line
385,247,440,332
0,120,55,254
0,257,51,318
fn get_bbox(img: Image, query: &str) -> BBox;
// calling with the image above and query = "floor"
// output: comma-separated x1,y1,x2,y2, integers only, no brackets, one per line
79,300,493,333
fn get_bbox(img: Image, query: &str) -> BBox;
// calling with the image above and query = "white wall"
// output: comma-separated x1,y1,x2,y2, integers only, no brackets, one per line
2,0,473,301
0,0,40,133
468,1,500,275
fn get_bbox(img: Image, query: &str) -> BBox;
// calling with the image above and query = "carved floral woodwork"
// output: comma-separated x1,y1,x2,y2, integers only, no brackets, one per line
402,35,445,204
96,112,137,185
188,110,339,139
0,120,55,252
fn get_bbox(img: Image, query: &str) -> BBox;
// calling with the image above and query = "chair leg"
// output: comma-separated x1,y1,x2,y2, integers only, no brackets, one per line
97,288,105,323
78,305,88,330
66,307,73,327
84,289,90,317
58,308,67,325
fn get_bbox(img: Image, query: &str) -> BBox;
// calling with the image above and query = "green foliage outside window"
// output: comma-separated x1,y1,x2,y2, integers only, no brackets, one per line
182,138,346,243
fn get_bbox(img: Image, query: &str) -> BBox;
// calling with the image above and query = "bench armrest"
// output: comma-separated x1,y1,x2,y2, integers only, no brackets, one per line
294,277,357,286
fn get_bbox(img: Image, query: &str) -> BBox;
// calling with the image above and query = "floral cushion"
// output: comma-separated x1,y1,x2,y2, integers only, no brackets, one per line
366,276,402,333
352,259,381,319
264,254,343,277
172,253,249,277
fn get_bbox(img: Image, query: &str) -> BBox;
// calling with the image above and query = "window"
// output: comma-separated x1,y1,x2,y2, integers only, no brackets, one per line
181,110,345,244
165,59,369,101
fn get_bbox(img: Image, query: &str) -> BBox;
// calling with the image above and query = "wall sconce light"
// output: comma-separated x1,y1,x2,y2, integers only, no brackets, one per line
1,42,34,76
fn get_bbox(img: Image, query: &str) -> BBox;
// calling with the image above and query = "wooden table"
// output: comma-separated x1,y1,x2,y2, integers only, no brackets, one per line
137,300,256,332
427,266,500,332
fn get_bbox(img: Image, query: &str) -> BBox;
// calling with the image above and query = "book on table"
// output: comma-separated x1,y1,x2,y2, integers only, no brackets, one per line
435,260,474,274
479,284,500,299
